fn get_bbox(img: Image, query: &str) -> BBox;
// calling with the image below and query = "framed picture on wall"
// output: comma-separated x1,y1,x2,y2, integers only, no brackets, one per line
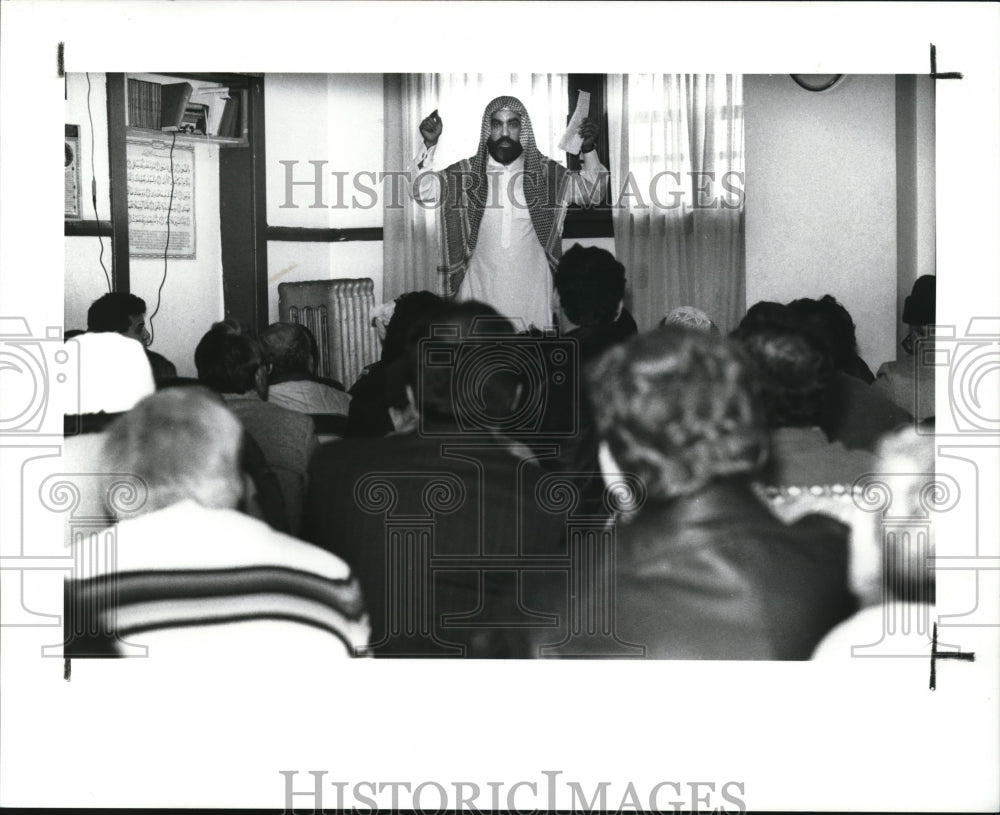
126,139,196,258
64,124,81,220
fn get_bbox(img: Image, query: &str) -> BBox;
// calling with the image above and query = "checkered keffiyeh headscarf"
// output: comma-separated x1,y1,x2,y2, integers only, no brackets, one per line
438,96,567,296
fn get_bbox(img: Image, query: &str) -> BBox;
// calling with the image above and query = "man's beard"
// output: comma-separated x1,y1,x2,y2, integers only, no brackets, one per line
487,137,523,165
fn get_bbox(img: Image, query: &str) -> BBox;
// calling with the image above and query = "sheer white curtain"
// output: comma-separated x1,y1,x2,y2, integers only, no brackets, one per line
383,73,568,302
608,74,745,333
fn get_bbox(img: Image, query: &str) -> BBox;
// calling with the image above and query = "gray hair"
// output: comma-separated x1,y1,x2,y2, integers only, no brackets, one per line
101,386,244,517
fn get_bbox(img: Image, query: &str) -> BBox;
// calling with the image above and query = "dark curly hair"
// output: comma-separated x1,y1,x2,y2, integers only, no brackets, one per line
381,290,444,364
87,292,147,333
787,295,860,373
587,326,769,501
553,244,626,327
194,325,263,395
733,304,834,428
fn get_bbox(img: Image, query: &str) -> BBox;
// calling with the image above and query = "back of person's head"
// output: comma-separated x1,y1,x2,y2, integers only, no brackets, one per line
404,300,521,426
194,325,264,394
87,292,147,334
260,322,316,378
733,304,833,428
101,386,244,517
737,300,786,334
381,290,445,364
660,305,719,335
553,244,626,328
587,326,768,501
903,275,936,327
71,331,156,416
788,295,859,372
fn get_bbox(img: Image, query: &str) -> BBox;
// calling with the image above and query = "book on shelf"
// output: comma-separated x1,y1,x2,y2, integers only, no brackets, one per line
160,81,194,131
190,86,230,136
217,95,242,138
127,78,161,129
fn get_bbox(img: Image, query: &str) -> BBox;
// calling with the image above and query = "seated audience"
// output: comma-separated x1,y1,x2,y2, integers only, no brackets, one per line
347,290,443,437
60,332,157,545
86,291,177,386
259,322,350,415
874,275,936,422
195,324,317,535
64,386,368,660
522,326,857,659
527,245,639,512
660,305,720,335
304,300,566,657
733,305,874,490
788,295,912,451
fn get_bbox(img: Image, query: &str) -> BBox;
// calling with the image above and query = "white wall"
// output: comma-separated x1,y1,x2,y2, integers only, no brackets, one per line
65,73,112,332
265,74,385,311
895,74,936,349
744,74,898,371
130,141,224,377
267,240,383,323
63,73,224,377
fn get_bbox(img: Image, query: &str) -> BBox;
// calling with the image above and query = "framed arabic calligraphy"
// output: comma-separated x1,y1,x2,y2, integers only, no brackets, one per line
126,139,196,258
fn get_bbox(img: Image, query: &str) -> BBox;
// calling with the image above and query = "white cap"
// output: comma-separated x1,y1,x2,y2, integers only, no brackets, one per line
71,332,156,415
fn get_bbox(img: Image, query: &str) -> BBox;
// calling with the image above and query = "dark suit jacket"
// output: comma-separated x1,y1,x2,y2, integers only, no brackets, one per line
521,479,858,660
304,426,567,656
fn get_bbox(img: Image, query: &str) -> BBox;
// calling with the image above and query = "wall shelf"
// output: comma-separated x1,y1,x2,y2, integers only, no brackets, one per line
106,72,269,330
124,73,249,147
125,127,246,148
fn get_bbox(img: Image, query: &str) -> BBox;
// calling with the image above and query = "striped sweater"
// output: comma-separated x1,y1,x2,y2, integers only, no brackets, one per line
64,500,369,660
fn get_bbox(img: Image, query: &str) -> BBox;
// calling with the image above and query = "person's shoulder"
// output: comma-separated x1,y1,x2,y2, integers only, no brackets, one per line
446,157,474,174
876,358,905,380
264,398,314,426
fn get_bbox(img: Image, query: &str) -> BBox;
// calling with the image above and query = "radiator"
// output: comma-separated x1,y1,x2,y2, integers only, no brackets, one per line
277,278,381,389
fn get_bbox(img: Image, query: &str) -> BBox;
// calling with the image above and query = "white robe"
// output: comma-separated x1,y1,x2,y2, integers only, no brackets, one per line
411,145,607,330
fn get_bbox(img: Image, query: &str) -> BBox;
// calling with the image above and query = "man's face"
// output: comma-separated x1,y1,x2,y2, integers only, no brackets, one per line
124,312,151,346
487,108,523,165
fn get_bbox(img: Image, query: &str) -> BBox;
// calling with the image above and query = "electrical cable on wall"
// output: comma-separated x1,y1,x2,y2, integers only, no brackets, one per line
85,72,112,293
146,131,177,345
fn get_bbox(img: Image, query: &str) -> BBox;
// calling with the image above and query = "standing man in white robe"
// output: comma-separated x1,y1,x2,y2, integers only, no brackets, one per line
410,95,608,330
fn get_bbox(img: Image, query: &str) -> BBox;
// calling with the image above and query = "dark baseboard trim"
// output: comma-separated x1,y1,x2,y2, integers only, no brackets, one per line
267,226,384,243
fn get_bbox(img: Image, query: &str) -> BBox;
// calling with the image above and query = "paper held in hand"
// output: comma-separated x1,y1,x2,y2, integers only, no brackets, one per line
558,90,591,155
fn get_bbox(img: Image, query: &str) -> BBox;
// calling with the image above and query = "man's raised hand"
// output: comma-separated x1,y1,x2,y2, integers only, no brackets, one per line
578,117,599,153
420,109,443,148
